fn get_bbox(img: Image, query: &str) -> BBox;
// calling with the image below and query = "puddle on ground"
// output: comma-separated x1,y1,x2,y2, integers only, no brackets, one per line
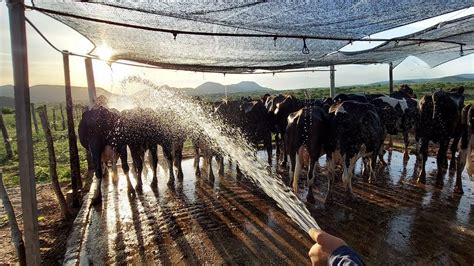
71,149,473,265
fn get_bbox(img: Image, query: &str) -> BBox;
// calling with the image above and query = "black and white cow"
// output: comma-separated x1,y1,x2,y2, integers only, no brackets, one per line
370,95,409,164
390,85,419,160
285,106,328,202
416,87,465,193
325,101,385,200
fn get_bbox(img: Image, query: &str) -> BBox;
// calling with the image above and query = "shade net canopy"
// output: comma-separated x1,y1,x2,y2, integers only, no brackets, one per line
31,1,473,72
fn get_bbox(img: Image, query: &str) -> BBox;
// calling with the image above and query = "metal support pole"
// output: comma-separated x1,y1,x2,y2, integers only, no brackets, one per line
389,62,394,94
6,0,41,264
63,51,82,207
85,58,97,109
329,65,335,98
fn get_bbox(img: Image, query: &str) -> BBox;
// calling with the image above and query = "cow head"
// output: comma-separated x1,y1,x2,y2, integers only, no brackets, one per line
399,84,415,98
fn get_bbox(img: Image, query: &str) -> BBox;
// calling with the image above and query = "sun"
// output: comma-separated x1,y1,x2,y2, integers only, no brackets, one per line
95,43,113,61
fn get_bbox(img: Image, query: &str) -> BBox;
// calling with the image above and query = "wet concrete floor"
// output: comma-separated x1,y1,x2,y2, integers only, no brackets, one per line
65,150,473,265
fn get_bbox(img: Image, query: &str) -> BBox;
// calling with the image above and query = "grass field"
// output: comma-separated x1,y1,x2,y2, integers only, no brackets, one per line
0,81,471,187
0,105,88,187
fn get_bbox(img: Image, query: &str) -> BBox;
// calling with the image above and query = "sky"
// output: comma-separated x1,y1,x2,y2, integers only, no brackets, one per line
1,4,473,95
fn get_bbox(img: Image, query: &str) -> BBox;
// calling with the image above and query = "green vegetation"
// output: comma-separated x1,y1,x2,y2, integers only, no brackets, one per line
0,105,88,187
0,81,471,187
203,81,474,104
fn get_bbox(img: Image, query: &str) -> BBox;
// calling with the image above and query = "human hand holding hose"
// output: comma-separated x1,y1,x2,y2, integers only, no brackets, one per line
308,228,365,266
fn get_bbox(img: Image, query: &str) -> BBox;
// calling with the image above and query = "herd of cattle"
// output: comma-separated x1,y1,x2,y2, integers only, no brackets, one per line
78,85,474,205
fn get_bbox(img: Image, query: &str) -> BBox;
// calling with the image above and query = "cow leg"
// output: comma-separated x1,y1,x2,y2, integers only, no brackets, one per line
217,154,225,176
281,132,288,167
403,131,410,162
417,138,429,184
368,153,378,183
206,154,215,182
193,143,201,176
130,146,144,191
275,133,280,161
90,145,103,205
455,127,469,194
467,135,474,178
236,163,243,180
149,144,159,187
292,146,304,193
119,146,129,174
342,155,357,198
162,144,175,186
307,154,319,204
173,141,184,180
118,146,133,193
325,153,336,203
449,135,460,171
379,135,387,166
265,132,272,165
436,139,449,187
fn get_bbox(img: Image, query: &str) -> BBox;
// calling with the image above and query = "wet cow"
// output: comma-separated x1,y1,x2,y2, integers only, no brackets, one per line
121,108,185,190
240,99,273,164
78,106,128,205
416,87,465,193
325,101,385,201
285,106,328,202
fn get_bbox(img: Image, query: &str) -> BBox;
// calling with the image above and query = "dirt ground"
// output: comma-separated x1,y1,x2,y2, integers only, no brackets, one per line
0,182,90,265
0,145,473,265
60,149,473,265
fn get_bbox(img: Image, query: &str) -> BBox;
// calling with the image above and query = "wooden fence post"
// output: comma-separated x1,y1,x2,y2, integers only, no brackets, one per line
30,103,38,135
0,171,27,266
0,113,14,160
63,51,82,207
52,107,57,131
7,0,41,263
60,103,66,130
38,107,70,219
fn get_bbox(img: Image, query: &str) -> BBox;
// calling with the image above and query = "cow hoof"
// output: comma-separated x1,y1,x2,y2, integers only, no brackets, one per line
449,163,456,171
135,184,143,193
417,176,426,184
91,196,102,206
128,185,135,195
325,194,333,204
151,179,157,188
307,194,315,204
454,186,464,194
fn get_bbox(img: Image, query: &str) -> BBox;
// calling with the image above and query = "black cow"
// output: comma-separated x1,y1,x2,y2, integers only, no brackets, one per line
416,87,465,192
121,108,185,189
370,95,410,164
325,101,385,200
78,106,129,205
192,100,224,180
285,106,328,202
240,99,273,164
465,104,474,179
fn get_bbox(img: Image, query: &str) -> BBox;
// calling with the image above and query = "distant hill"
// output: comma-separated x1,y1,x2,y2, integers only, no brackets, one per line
0,96,15,108
0,85,113,105
366,74,474,86
190,81,273,95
